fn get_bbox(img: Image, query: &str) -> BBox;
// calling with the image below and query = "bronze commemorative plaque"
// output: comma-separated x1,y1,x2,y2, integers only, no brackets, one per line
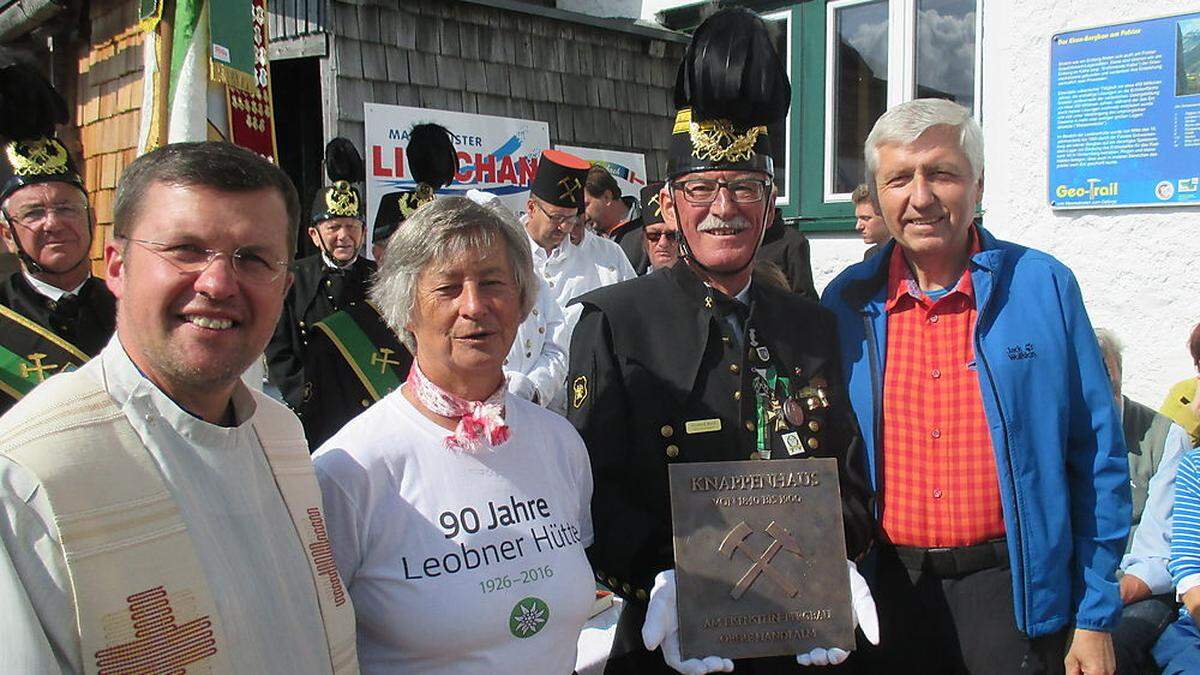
668,458,854,660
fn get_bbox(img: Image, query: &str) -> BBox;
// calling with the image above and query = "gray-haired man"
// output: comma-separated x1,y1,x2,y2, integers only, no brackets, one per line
823,99,1129,674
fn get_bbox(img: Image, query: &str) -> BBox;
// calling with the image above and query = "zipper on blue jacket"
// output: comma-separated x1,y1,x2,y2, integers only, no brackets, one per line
862,312,884,509
973,267,1030,632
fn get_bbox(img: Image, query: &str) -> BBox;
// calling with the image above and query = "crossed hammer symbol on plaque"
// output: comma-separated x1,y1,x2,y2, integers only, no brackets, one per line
719,520,803,600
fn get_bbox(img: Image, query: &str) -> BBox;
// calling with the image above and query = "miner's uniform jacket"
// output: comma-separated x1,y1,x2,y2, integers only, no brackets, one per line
266,253,376,412
0,272,115,416
299,301,411,449
566,262,873,674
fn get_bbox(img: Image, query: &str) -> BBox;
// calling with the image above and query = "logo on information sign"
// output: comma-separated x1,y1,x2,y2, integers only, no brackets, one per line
509,596,550,638
1155,180,1175,200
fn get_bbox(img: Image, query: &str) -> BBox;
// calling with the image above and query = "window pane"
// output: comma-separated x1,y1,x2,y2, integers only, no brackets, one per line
915,0,977,112
765,14,789,201
832,1,889,195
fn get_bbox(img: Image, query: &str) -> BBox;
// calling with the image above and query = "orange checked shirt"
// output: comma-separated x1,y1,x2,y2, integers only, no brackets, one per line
879,235,1006,547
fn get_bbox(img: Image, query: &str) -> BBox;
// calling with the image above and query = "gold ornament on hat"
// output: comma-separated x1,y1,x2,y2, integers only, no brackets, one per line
673,108,766,164
6,138,70,176
324,180,360,217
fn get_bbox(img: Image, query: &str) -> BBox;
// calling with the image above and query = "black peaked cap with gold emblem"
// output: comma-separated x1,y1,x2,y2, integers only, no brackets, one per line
530,149,590,211
373,123,458,241
0,50,83,203
640,181,665,227
667,8,791,180
311,138,365,224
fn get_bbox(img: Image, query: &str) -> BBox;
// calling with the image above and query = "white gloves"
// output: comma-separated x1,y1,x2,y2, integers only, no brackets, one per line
642,570,735,675
795,560,879,667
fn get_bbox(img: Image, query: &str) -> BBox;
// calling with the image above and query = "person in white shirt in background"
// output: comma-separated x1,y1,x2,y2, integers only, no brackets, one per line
522,150,635,411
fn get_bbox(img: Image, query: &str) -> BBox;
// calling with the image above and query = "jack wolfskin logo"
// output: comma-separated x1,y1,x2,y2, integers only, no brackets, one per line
1006,343,1037,361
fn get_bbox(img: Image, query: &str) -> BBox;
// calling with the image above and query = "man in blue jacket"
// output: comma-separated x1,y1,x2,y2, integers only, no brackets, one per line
822,98,1129,674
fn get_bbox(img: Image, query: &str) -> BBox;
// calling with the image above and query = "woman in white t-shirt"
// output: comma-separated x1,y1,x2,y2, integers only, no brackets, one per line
312,196,595,675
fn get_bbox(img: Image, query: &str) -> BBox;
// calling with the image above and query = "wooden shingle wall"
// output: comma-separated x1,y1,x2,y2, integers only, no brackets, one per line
327,0,684,179
75,0,144,273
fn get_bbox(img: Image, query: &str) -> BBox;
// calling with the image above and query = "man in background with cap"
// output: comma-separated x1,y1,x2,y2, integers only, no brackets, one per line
523,149,634,411
0,55,114,416
266,139,374,413
567,9,874,673
641,189,680,273
618,181,665,274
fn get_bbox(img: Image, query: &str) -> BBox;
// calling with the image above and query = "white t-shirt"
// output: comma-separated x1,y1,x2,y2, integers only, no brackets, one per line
313,387,596,675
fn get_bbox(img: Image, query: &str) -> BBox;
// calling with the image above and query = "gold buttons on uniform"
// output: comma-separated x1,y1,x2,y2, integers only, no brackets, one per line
729,364,740,374
733,390,741,401
660,425,674,437
807,437,819,449
538,326,545,334
622,583,632,594
608,576,618,587
745,420,755,432
808,420,820,432
636,589,648,601
361,399,370,408
665,444,680,458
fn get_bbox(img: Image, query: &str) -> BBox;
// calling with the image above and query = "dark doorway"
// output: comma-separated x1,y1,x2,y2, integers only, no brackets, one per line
271,56,324,260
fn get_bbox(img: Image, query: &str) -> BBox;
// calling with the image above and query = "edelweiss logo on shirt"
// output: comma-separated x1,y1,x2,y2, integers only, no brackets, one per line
509,596,550,638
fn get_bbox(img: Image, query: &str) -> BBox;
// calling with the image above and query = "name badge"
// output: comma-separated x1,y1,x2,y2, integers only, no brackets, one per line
685,418,722,434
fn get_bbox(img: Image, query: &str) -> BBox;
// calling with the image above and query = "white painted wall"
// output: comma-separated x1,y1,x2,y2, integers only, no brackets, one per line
981,0,1197,406
639,0,1196,403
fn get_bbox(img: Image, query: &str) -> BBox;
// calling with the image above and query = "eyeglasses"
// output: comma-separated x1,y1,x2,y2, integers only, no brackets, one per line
124,237,290,284
531,200,581,227
645,230,680,244
3,202,89,229
671,179,770,205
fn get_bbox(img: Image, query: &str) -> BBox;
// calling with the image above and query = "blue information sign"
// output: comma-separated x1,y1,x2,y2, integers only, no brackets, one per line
1049,12,1200,208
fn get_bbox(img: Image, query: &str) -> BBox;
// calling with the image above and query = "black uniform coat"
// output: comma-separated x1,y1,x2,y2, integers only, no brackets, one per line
0,272,115,416
758,220,818,301
266,253,376,410
299,302,411,449
567,262,872,674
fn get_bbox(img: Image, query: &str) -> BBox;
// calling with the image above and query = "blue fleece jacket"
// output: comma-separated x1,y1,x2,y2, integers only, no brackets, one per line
821,227,1130,636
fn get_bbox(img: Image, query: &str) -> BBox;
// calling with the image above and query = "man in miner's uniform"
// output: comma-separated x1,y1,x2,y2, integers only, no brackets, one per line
566,9,875,674
0,52,115,416
267,138,375,412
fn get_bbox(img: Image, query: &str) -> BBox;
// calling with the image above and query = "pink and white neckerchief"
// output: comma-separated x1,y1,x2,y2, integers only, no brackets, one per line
406,363,510,453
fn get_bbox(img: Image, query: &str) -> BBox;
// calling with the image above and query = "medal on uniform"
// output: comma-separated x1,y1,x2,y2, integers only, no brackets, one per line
783,398,805,426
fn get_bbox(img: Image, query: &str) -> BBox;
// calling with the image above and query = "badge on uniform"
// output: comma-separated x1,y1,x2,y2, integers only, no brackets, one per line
572,375,588,408
783,432,804,456
756,346,770,362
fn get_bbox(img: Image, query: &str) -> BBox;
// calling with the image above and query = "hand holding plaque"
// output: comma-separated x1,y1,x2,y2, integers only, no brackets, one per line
668,458,860,661
642,570,735,675
795,561,879,666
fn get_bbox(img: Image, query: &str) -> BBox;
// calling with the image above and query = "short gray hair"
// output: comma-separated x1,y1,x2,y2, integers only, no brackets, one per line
1094,327,1123,375
370,196,536,352
864,99,983,194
